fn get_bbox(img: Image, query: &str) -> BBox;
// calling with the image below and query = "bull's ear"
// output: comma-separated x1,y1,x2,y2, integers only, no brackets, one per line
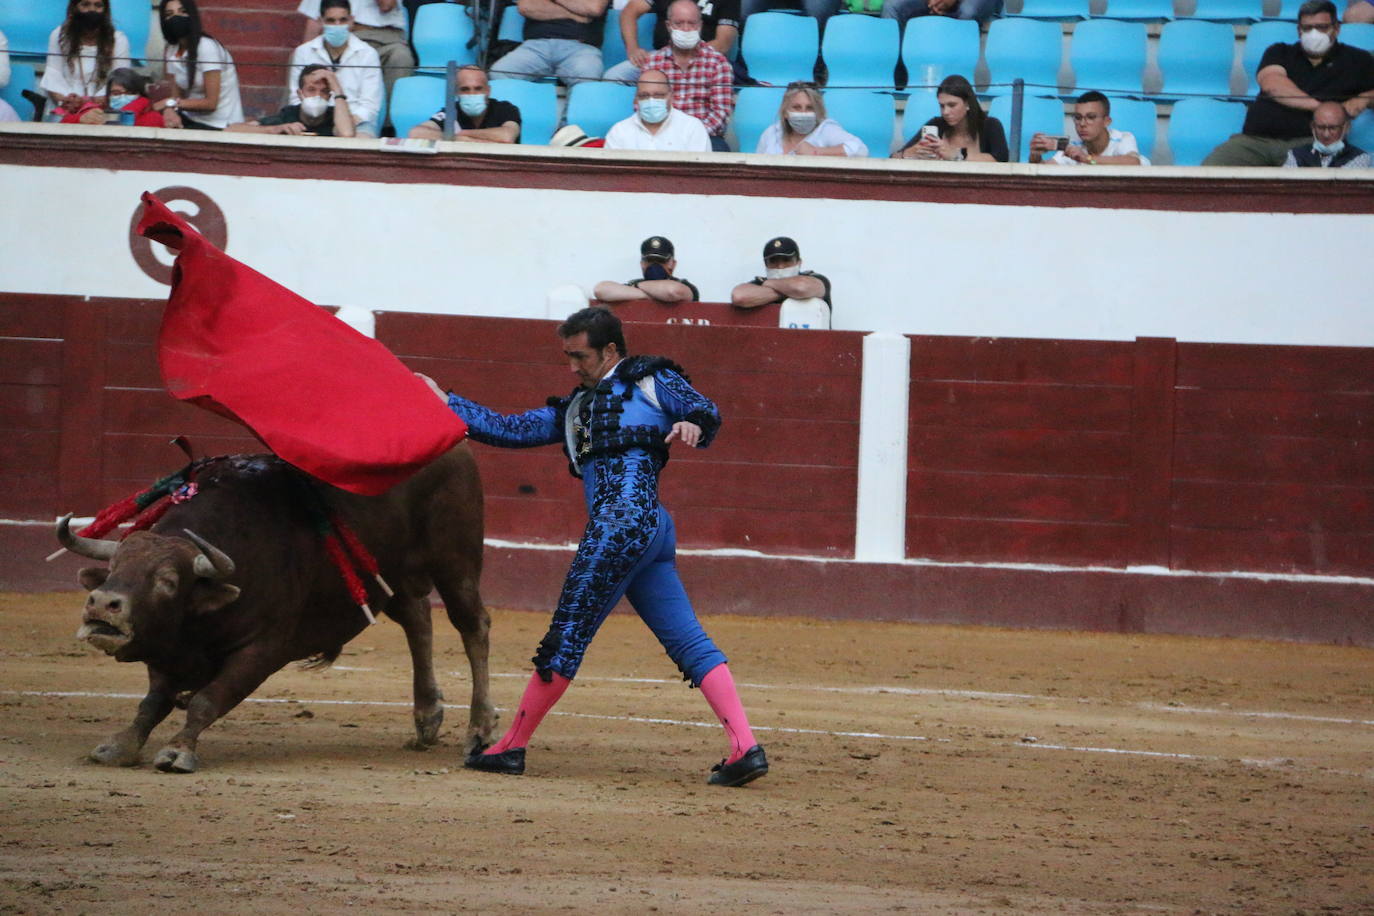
190,581,240,615
79,567,109,590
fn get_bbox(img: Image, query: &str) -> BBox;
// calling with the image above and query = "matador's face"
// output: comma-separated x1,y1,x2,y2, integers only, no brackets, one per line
562,332,620,389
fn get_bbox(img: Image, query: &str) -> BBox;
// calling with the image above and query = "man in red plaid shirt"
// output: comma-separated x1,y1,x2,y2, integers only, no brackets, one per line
641,0,735,151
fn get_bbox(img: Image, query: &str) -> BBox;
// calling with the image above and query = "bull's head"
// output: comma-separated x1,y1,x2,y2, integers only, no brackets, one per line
57,516,241,660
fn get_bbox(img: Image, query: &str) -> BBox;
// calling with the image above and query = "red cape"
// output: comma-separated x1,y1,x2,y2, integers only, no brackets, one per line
137,191,467,496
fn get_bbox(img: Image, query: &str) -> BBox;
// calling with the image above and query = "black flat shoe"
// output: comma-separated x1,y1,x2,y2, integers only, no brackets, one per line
708,744,768,787
464,746,525,775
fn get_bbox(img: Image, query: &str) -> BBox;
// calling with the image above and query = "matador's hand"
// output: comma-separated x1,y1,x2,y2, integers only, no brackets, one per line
665,421,702,448
415,372,449,403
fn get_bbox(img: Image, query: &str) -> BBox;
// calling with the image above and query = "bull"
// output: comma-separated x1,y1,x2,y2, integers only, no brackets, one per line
58,447,496,773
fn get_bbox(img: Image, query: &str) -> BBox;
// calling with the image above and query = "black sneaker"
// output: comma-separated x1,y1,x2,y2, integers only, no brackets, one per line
464,746,525,775
708,744,768,787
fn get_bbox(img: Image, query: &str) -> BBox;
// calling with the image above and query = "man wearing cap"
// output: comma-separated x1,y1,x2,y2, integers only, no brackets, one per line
593,236,701,304
731,237,832,326
603,69,712,153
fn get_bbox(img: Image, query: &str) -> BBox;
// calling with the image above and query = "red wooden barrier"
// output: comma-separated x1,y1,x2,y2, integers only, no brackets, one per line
602,299,782,328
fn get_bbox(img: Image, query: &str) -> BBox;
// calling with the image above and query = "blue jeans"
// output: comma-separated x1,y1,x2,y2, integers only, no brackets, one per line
491,38,604,86
740,0,842,23
881,0,1001,22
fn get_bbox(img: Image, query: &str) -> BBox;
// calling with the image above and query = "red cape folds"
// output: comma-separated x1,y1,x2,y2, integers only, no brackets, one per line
137,191,467,496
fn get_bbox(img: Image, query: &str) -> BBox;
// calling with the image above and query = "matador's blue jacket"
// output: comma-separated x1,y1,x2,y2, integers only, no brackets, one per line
445,355,726,683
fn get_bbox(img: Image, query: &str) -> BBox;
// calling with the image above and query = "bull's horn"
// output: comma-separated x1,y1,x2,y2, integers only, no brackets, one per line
183,529,236,580
55,514,118,561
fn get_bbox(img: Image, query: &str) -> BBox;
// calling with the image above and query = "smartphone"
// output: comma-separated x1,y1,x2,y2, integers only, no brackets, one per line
920,124,939,141
1053,136,1070,151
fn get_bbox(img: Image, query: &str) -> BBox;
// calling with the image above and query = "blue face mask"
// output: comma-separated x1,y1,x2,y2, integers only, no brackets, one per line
459,94,488,117
322,24,351,47
109,93,139,110
638,97,669,124
1314,137,1345,156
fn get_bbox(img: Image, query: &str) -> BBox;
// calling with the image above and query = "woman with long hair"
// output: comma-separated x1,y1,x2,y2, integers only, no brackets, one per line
755,82,868,157
894,74,1008,162
39,0,131,114
152,0,243,130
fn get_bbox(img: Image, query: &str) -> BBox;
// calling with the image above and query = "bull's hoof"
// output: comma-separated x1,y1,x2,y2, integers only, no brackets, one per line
410,704,444,749
89,742,141,767
153,747,199,773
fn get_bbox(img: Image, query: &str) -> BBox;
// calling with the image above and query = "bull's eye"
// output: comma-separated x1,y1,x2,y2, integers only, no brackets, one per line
153,570,179,597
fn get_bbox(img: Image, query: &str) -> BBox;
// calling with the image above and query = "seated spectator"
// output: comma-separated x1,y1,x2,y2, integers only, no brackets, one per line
407,65,522,143
741,0,839,28
603,68,712,151
227,64,355,137
0,29,19,122
288,0,383,137
40,0,132,118
881,0,1001,27
298,0,414,116
490,0,610,87
1029,90,1148,166
152,0,244,130
1345,0,1374,22
894,74,1007,162
1204,0,1374,167
605,0,740,85
593,236,701,304
756,82,867,157
730,236,832,329
60,67,164,126
1283,100,1372,166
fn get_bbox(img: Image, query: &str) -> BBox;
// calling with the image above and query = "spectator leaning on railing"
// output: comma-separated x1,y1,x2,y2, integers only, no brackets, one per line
1030,90,1148,166
40,0,132,117
756,81,867,157
407,65,522,143
228,64,355,137
288,0,383,137
593,236,701,305
1203,0,1374,167
59,67,163,126
893,74,1007,162
152,0,244,130
731,236,832,320
603,68,712,151
1282,100,1372,166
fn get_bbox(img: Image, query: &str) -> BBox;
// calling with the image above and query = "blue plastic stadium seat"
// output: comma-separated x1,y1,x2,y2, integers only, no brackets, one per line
1341,23,1374,53
1152,19,1236,100
1241,20,1293,94
1166,96,1246,164
564,80,636,137
898,87,940,145
0,0,65,61
1100,95,1156,160
822,14,899,89
822,88,895,154
498,6,526,42
601,12,657,70
109,0,150,64
1263,0,1301,18
388,74,447,137
987,92,1065,160
731,85,786,152
412,3,478,71
1187,0,1261,21
1100,0,1173,21
487,77,559,143
0,63,41,120
984,18,1063,95
1008,0,1089,20
741,12,820,86
1070,19,1147,96
1349,108,1374,152
901,17,980,89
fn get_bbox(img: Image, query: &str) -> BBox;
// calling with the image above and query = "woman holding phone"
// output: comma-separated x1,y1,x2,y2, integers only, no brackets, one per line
893,74,1008,162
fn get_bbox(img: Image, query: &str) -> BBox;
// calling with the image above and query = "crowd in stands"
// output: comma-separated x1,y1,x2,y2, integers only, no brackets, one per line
2,0,1372,166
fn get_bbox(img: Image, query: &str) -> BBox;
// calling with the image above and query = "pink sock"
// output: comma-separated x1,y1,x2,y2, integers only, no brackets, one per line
485,670,571,755
699,663,758,764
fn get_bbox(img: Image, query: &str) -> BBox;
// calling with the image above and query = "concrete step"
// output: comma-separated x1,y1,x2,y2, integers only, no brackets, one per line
200,0,302,119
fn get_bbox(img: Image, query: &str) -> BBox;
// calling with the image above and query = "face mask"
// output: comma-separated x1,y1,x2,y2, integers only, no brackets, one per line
459,94,488,117
300,95,330,119
322,24,350,47
670,29,700,50
74,10,104,30
109,93,139,110
161,15,191,42
765,264,801,280
786,111,817,135
1314,137,1345,156
642,262,670,281
638,97,669,124
1300,27,1333,56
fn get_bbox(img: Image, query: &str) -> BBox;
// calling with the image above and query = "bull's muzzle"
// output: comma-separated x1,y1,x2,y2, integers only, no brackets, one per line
76,590,133,654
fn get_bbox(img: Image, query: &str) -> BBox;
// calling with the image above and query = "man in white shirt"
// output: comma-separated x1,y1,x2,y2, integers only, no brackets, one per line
603,68,711,152
298,0,414,123
289,0,384,136
1029,91,1150,166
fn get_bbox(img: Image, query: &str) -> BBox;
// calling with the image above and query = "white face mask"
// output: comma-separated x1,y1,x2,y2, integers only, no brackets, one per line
786,111,817,135
765,264,801,280
670,28,700,50
300,95,330,119
1300,27,1333,56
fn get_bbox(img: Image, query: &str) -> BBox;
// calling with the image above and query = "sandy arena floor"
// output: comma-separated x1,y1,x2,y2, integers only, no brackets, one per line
1,590,1371,914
